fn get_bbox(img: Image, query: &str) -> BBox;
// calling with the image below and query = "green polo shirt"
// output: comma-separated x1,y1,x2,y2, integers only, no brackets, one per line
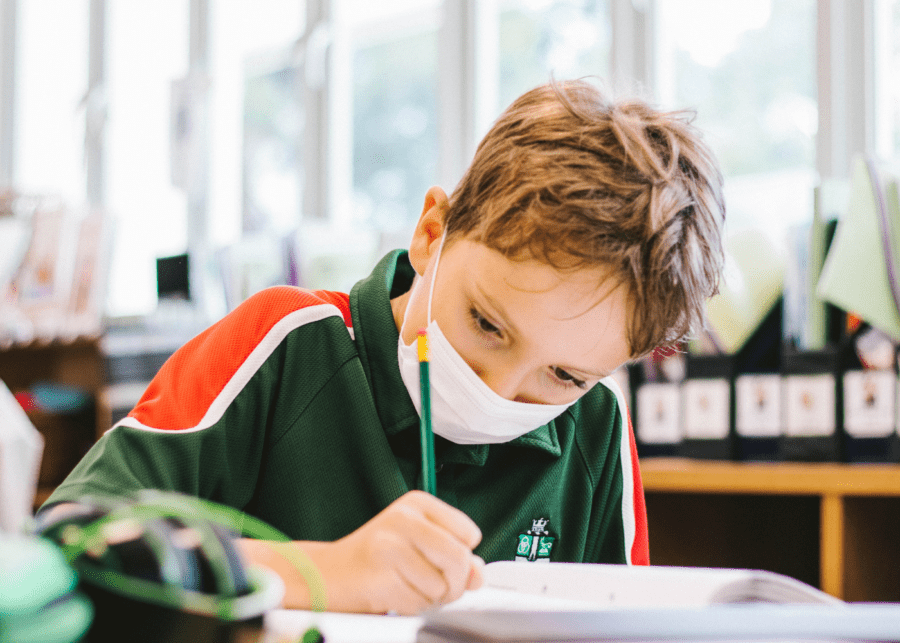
44,251,648,565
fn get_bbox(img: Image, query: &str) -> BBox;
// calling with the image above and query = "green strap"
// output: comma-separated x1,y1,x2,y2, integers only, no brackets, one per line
60,492,328,613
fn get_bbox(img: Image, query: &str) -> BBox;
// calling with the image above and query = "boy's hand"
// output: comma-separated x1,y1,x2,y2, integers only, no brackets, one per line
240,490,484,615
324,490,485,614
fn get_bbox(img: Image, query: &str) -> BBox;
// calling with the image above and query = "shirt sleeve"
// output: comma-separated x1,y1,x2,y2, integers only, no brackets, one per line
583,376,650,566
41,286,354,512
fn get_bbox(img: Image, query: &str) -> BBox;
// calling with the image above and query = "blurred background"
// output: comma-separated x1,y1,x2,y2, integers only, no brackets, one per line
2,0,895,323
6,1,900,604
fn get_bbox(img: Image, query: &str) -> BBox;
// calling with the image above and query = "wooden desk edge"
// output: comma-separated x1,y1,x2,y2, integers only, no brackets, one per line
639,458,900,496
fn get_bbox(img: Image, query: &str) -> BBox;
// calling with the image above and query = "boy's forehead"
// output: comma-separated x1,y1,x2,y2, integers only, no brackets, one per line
450,239,625,315
446,239,634,370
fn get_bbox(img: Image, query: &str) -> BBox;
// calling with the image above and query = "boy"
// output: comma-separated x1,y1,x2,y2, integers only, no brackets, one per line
41,79,725,615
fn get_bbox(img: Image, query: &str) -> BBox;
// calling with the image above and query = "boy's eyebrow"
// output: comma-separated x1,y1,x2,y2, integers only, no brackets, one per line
476,287,521,338
476,285,614,381
566,365,612,380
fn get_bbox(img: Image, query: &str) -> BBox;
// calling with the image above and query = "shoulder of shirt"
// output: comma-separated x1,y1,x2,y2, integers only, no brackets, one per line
235,285,353,332
570,379,621,423
566,378,626,461
114,286,355,434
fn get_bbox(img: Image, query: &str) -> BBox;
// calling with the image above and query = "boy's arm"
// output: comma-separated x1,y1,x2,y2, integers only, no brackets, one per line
42,286,354,511
242,491,485,615
41,491,484,616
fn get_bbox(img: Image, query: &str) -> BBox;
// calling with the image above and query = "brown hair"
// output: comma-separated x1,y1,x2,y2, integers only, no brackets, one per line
444,79,726,358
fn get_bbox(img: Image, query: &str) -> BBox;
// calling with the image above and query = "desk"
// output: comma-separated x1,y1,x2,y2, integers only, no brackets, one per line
264,609,422,643
640,458,900,601
268,604,900,643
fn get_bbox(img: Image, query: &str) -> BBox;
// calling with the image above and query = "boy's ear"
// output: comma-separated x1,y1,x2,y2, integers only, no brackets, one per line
408,186,449,276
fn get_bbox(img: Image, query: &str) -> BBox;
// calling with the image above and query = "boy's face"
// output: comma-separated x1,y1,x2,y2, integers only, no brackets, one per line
393,232,633,406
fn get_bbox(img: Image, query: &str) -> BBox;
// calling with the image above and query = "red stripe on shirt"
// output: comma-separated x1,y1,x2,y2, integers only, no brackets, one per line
128,287,351,431
625,410,650,565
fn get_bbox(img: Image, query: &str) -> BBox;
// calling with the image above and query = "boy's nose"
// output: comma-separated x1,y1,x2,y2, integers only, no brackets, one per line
478,366,537,403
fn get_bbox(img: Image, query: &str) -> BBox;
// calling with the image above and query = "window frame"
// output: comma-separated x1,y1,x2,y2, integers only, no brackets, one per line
0,0,886,316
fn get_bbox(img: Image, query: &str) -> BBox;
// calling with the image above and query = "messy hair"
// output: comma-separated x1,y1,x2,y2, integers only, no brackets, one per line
444,79,726,358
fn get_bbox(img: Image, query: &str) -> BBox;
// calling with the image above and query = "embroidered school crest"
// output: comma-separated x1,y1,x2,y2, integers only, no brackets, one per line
515,517,555,562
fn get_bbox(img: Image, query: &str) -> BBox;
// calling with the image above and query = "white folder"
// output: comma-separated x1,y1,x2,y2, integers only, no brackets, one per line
0,380,44,533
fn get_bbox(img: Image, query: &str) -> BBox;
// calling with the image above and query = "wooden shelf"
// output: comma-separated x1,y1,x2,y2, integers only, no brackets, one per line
639,458,900,602
641,458,900,496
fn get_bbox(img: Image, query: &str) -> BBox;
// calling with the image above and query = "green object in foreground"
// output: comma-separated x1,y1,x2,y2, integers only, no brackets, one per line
57,490,328,614
0,535,93,643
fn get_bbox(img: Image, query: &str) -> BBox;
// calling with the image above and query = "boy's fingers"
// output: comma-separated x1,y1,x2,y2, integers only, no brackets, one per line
405,525,473,602
390,544,451,605
404,490,482,549
386,492,483,605
380,570,434,616
365,492,484,609
381,501,474,601
466,555,485,591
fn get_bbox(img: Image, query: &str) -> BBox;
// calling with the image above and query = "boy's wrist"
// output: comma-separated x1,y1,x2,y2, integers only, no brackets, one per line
236,538,329,611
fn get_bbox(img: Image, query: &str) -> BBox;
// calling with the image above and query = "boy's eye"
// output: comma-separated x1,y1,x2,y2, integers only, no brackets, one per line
470,307,502,336
552,367,588,390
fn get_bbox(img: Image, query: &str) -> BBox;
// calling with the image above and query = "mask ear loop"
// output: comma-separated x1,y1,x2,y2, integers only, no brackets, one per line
426,234,446,325
400,233,446,341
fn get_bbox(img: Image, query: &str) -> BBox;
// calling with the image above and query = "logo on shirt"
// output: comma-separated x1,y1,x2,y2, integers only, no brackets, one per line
516,517,555,562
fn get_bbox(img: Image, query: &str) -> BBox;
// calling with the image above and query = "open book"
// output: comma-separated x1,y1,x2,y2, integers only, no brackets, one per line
265,562,848,643
419,562,854,643
444,561,841,612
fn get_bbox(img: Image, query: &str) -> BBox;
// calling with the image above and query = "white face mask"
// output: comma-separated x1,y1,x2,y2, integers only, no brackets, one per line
397,236,578,445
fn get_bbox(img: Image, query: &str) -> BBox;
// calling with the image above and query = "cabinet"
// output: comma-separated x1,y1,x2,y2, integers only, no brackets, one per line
640,458,900,601
0,339,105,507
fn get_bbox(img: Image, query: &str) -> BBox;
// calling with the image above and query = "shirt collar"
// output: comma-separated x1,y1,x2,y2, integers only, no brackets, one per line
349,250,419,437
349,250,563,462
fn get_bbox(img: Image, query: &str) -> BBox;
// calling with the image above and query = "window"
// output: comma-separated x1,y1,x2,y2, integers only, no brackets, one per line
210,0,305,245
353,18,438,239
349,0,440,260
656,0,817,237
2,0,891,327
104,0,190,317
875,0,900,161
497,0,611,112
15,0,89,202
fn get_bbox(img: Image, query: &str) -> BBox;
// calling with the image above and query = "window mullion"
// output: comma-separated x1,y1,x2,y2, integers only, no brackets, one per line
873,0,894,160
817,0,874,180
612,0,654,98
302,0,331,221
187,0,211,309
0,0,15,186
328,0,352,226
438,0,493,191
86,0,106,207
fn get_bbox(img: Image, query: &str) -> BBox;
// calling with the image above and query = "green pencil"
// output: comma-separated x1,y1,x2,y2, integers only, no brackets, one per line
417,329,437,494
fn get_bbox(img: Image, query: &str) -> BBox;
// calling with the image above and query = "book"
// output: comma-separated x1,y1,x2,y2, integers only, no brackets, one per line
419,562,849,643
264,562,856,643
419,604,900,643
449,561,841,611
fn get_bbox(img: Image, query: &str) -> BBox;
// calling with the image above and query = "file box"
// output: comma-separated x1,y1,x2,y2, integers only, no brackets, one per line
680,355,735,460
780,348,841,461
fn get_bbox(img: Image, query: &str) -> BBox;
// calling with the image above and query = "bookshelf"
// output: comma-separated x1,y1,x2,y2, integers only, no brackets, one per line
640,458,900,602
